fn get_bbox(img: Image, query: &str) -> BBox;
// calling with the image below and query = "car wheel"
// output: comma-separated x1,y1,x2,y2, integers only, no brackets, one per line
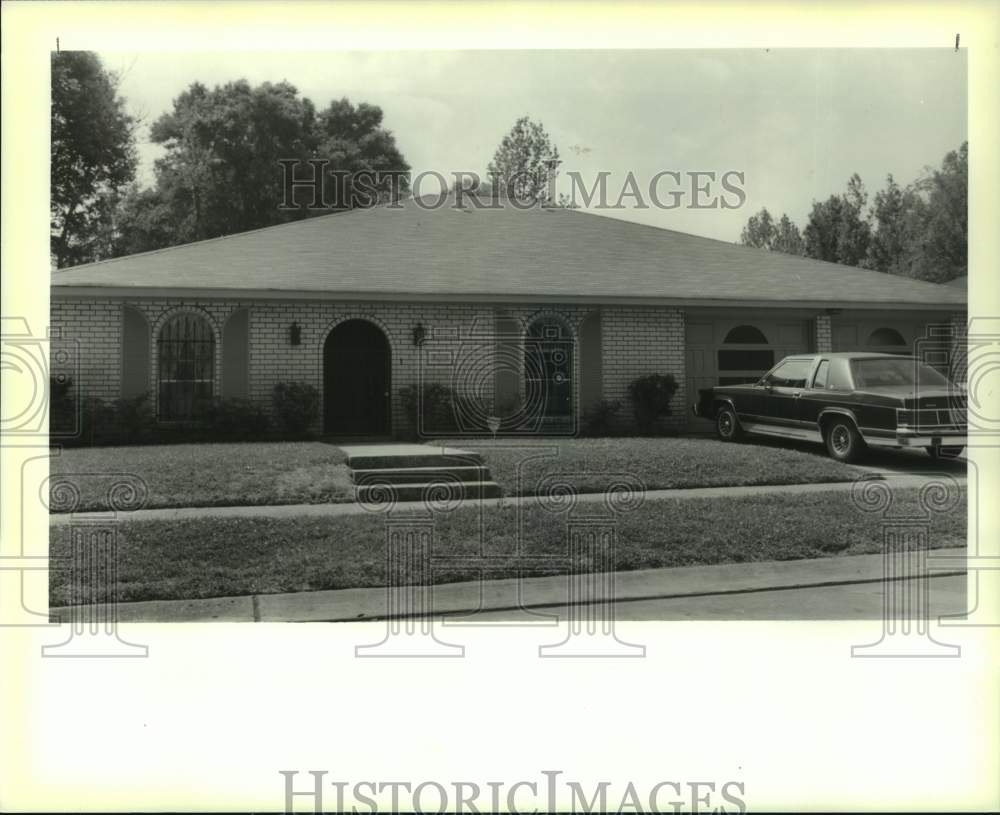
926,445,964,460
825,418,864,463
716,405,742,442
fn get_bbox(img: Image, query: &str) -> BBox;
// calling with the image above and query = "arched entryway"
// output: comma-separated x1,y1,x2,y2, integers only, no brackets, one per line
323,319,391,435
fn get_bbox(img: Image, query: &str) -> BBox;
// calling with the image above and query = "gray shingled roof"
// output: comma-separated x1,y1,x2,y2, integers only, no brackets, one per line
52,196,967,308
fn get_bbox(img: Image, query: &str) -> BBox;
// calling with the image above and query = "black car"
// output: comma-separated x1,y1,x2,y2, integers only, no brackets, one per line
693,352,966,463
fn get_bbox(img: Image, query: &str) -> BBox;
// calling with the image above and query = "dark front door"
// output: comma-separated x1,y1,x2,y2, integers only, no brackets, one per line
525,320,574,420
324,320,390,435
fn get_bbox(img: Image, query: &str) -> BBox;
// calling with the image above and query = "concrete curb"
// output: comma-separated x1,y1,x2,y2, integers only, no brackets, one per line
49,548,966,624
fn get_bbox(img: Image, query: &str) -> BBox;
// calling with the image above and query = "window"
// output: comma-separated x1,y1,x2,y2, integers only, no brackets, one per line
850,357,951,388
867,327,907,347
828,358,853,391
764,358,812,388
724,325,769,344
812,359,830,389
157,313,215,420
717,324,773,385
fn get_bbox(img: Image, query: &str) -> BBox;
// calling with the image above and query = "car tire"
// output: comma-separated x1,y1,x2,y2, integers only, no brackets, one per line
716,405,742,442
824,418,864,463
926,445,964,460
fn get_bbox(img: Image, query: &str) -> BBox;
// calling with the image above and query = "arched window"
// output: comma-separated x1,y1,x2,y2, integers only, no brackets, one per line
718,324,773,385
867,327,907,347
525,316,573,419
157,313,215,420
724,325,769,344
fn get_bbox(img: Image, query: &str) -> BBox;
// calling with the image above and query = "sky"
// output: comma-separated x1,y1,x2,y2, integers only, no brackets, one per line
101,49,967,243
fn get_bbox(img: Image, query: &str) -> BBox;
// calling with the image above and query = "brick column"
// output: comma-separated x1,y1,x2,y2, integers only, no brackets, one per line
814,314,833,353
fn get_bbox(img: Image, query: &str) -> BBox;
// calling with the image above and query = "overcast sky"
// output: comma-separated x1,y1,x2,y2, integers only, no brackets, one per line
101,49,967,243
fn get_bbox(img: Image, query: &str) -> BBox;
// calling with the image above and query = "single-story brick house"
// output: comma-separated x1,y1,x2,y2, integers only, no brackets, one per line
50,196,968,436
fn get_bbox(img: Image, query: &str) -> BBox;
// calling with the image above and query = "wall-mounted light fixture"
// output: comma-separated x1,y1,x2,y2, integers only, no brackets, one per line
412,322,427,346
289,322,302,346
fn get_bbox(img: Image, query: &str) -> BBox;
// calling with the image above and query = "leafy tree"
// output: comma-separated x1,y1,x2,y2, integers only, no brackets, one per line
803,173,871,266
865,174,914,273
902,142,968,282
740,208,775,249
51,51,137,268
486,116,561,203
117,82,410,254
740,208,804,255
772,214,805,255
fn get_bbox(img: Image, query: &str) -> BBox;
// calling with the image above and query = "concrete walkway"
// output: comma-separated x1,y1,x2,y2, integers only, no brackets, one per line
47,471,963,526
48,548,967,623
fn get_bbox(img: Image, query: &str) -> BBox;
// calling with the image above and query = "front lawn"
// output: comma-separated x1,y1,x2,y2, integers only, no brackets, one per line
434,437,864,495
49,487,966,605
50,442,353,512
50,436,864,514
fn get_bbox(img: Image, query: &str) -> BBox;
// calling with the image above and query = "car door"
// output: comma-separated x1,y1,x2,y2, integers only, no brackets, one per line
760,358,814,427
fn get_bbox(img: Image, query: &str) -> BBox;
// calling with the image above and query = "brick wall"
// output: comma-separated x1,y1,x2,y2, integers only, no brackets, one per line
50,296,690,436
601,307,686,431
50,299,123,403
814,314,833,353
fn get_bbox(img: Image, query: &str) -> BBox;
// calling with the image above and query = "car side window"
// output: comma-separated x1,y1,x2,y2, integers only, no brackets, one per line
765,359,812,388
812,359,830,389
827,358,853,391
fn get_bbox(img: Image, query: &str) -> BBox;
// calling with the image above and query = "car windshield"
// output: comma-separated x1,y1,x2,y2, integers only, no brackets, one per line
850,358,952,388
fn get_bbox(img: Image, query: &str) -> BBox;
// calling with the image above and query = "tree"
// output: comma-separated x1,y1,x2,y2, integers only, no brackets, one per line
740,208,804,255
118,81,411,254
803,173,871,266
903,142,967,282
51,51,137,268
486,116,561,203
740,208,775,249
865,174,914,273
772,214,805,255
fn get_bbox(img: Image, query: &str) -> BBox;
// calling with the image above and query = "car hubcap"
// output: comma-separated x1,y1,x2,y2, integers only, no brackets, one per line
832,426,850,454
719,412,733,436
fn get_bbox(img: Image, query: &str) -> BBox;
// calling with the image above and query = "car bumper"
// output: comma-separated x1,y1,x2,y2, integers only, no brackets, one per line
866,429,967,448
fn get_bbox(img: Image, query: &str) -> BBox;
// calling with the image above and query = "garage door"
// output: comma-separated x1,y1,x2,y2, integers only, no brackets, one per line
686,317,811,430
832,319,920,354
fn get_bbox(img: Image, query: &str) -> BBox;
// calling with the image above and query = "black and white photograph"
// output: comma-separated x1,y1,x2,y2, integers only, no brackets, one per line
2,2,998,813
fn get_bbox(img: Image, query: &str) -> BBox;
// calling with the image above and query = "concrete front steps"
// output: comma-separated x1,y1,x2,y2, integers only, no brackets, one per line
340,444,502,503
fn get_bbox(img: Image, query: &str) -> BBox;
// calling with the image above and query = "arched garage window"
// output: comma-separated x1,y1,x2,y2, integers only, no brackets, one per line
157,313,215,420
717,324,774,385
867,327,907,348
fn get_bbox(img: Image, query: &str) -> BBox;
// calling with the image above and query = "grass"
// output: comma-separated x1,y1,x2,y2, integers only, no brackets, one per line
49,487,966,605
51,436,865,514
50,442,353,511
434,437,865,495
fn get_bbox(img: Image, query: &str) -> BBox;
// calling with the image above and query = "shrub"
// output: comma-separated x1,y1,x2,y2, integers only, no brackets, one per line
272,382,320,434
580,399,622,437
113,393,156,437
627,374,679,433
208,397,270,435
399,383,459,436
49,375,77,436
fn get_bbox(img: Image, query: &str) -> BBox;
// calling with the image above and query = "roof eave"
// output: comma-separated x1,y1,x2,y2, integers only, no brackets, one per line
49,285,967,311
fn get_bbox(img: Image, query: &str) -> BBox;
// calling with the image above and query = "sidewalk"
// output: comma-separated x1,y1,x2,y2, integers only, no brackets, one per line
47,471,960,526
48,548,967,623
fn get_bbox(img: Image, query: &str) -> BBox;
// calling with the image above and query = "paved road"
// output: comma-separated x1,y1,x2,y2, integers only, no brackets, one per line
455,574,968,621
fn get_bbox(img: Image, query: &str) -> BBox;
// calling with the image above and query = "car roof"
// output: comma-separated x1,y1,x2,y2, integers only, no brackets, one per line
783,352,917,360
